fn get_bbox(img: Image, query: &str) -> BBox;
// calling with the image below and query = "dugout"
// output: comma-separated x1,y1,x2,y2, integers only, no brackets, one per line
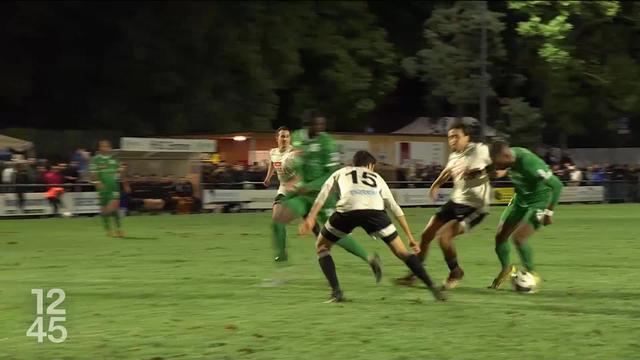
113,137,217,211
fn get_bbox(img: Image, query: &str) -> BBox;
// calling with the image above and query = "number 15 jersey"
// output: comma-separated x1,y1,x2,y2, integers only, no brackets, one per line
314,166,404,217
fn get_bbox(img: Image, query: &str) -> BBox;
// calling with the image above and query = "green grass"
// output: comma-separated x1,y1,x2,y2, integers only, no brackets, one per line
1,204,640,360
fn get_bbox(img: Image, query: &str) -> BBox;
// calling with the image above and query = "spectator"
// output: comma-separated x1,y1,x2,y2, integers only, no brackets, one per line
2,163,16,193
63,161,80,184
43,165,63,185
15,162,30,212
568,165,583,186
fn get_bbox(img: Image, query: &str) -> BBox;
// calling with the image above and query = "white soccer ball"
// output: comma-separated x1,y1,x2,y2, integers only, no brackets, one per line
62,211,73,218
511,270,537,294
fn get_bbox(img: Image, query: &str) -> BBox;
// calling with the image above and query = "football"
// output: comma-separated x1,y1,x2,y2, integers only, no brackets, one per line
511,270,537,294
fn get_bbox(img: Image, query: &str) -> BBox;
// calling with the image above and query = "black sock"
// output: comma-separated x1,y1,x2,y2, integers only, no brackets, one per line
318,252,340,292
446,257,459,271
404,254,434,288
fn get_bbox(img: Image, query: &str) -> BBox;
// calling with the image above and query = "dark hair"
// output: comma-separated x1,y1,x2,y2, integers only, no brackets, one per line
301,109,324,125
448,119,467,135
276,126,290,134
353,150,377,167
489,139,509,158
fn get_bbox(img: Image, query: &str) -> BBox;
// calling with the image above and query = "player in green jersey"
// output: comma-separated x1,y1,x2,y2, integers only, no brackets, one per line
488,140,564,289
272,110,381,281
90,140,124,237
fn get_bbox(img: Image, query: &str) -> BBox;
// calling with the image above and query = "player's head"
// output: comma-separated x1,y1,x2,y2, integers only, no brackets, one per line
447,120,470,152
353,150,377,171
302,109,326,137
275,126,291,148
489,139,514,169
98,140,112,154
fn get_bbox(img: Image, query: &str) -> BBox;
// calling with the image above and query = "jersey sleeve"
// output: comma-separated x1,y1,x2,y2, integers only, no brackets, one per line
521,152,563,207
469,144,492,169
380,178,404,218
313,169,339,210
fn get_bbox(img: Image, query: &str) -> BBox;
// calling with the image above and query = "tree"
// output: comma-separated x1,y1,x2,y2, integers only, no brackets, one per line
287,1,398,131
509,0,620,68
404,1,506,116
497,98,543,148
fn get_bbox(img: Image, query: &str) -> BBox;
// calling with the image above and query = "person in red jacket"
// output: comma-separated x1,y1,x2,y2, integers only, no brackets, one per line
43,165,65,216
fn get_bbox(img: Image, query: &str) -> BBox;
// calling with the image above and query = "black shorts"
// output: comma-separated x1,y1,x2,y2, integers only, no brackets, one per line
273,193,286,205
321,210,398,243
435,200,487,232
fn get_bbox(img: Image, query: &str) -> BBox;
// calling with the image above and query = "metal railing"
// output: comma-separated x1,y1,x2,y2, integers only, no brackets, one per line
1,180,639,203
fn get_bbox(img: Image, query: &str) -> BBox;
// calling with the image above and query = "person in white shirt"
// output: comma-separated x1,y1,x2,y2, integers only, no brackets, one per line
263,126,296,262
396,121,492,290
299,150,445,302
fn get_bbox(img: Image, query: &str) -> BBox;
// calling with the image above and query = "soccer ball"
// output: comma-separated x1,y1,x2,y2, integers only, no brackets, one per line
511,270,537,294
62,211,73,218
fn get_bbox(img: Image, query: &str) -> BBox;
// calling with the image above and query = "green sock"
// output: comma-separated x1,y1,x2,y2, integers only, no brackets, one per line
271,222,287,259
516,242,535,272
112,212,121,230
336,235,369,262
495,241,511,269
101,214,111,232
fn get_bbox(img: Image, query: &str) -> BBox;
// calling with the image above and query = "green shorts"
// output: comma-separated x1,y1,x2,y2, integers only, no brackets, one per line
499,196,549,230
282,193,336,223
99,190,120,207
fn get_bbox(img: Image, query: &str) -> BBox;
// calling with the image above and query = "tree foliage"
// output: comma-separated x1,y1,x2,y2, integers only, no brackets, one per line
404,1,506,115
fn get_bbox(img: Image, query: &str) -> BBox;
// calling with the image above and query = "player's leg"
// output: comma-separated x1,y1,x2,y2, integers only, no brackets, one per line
271,194,307,262
419,215,447,263
319,208,381,282
488,204,522,289
317,212,358,302
317,200,371,265
108,193,123,237
385,236,445,301
270,194,288,261
436,220,465,289
395,207,447,285
99,192,114,236
512,221,536,273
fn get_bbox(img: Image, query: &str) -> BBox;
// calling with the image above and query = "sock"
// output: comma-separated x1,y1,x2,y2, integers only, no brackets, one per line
101,214,111,232
446,257,459,271
318,251,340,292
516,242,535,272
404,254,434,288
495,242,511,269
271,222,287,259
336,235,369,262
112,212,121,230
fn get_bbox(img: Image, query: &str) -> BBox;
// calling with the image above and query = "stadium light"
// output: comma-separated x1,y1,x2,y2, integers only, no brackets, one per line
233,136,247,142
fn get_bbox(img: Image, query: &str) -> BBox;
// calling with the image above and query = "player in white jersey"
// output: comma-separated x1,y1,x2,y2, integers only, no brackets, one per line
299,150,445,302
263,127,297,261
396,121,492,290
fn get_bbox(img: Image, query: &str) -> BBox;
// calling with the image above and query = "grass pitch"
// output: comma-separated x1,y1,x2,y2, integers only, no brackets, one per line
1,204,640,360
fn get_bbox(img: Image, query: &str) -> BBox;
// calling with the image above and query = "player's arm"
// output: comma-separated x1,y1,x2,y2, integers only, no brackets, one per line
429,167,451,202
263,161,274,187
299,171,338,235
524,155,564,224
381,180,419,253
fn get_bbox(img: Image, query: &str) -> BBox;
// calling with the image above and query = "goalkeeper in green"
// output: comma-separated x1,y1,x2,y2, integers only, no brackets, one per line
488,140,563,289
272,110,381,281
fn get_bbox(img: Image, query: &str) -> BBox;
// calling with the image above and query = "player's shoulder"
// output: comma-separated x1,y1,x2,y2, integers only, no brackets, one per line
269,148,278,156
